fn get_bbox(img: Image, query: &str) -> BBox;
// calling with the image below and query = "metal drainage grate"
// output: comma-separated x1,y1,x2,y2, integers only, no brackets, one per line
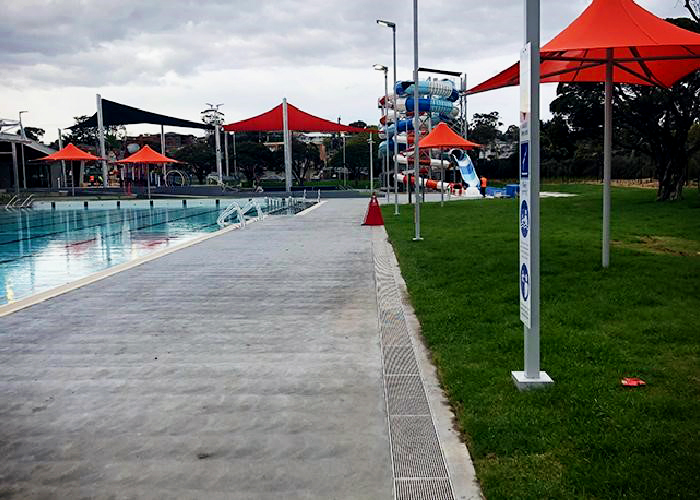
386,375,431,416
383,345,420,375
396,478,455,500
390,415,449,479
373,233,455,500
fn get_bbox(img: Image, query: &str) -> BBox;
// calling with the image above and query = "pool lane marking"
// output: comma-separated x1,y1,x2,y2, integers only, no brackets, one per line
0,215,263,317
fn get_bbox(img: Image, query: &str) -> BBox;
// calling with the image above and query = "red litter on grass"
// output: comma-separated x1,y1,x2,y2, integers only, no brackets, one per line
621,377,646,387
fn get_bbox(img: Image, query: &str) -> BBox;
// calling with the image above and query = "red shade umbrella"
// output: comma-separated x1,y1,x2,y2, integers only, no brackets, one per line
418,123,482,150
468,0,700,267
417,123,482,206
38,143,103,196
117,145,179,199
37,143,101,162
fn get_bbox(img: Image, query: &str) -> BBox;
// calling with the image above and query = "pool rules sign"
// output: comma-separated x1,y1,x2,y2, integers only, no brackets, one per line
519,43,532,329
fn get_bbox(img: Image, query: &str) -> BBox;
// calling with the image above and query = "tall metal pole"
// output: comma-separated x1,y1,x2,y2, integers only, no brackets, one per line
342,134,346,187
603,49,613,268
58,128,66,187
215,123,222,181
282,98,292,193
224,130,230,177
383,68,390,202
512,0,552,389
11,142,19,194
96,94,108,187
440,148,444,207
160,125,167,178
412,0,422,241
19,111,27,190
233,131,238,176
369,133,374,192
462,74,468,139
392,26,399,215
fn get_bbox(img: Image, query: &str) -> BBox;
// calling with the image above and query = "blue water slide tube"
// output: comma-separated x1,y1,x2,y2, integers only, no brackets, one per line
404,97,455,115
395,80,459,101
452,149,480,188
378,140,408,157
385,114,446,138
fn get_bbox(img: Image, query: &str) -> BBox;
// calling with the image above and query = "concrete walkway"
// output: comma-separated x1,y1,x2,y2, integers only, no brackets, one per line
0,199,478,499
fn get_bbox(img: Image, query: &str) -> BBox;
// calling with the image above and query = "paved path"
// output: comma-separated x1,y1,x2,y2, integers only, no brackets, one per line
0,199,478,499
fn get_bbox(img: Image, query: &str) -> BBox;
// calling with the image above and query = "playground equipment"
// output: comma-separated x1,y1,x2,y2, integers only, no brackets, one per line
377,78,480,198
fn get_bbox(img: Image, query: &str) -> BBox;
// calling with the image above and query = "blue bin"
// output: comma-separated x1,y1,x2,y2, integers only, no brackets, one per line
506,184,520,198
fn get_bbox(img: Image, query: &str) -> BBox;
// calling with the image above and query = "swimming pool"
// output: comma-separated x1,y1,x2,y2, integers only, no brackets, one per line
0,198,301,305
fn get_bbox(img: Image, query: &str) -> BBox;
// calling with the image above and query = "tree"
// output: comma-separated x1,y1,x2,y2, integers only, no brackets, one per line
171,141,215,184
23,127,45,141
349,120,367,129
235,141,274,183
290,139,321,185
469,112,503,154
327,132,375,186
549,16,700,200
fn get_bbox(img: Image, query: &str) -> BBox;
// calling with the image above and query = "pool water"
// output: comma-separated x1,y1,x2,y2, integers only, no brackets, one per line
0,205,260,305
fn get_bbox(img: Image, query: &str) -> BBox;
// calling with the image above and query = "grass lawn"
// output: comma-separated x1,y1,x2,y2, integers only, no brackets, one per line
381,184,700,499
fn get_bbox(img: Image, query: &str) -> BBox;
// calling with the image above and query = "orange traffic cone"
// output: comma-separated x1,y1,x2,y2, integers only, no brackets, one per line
363,193,384,226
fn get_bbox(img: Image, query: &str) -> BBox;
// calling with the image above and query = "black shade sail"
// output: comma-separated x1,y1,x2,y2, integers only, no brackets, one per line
70,99,212,130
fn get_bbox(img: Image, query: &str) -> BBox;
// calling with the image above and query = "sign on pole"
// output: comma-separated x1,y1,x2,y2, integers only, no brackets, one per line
512,0,553,390
519,43,532,329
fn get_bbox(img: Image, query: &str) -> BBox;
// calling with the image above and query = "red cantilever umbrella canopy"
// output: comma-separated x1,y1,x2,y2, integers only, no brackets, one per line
468,0,700,93
38,143,101,162
117,145,179,164
418,123,482,149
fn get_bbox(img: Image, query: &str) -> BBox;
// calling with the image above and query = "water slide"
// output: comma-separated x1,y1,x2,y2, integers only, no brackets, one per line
452,150,481,192
395,79,460,101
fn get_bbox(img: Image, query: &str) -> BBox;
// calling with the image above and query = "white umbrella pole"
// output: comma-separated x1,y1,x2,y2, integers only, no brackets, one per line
282,98,291,194
440,148,444,207
146,164,151,200
603,49,613,268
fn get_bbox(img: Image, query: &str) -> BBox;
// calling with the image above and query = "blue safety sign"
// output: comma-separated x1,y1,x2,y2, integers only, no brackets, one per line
520,263,529,301
520,142,529,178
520,200,529,238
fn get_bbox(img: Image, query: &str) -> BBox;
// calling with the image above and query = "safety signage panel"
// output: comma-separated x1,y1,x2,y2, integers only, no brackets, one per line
519,43,532,328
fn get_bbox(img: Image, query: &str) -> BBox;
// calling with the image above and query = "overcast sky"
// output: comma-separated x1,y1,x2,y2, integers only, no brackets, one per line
0,0,689,143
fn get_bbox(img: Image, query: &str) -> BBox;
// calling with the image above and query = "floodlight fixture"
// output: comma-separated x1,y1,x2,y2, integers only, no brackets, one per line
373,64,388,71
376,19,396,29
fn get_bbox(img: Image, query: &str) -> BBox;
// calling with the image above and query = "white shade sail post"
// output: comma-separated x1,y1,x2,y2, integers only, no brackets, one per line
215,124,222,182
161,125,167,177
146,164,151,199
11,142,19,194
282,98,292,193
440,148,444,207
603,48,613,268
383,67,390,201
412,0,422,241
96,94,108,187
224,130,230,177
58,128,66,187
233,131,238,176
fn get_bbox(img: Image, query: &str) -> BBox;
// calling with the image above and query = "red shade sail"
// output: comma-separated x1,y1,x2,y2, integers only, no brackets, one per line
468,0,700,94
418,123,482,149
37,143,101,162
223,102,366,132
117,145,178,164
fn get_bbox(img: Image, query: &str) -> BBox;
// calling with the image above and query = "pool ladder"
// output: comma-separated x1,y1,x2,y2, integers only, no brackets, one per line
4,194,34,211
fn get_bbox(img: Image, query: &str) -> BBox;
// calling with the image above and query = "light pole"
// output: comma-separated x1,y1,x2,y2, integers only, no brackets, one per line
377,18,399,215
19,111,28,190
410,1,422,241
201,103,224,182
368,133,374,192
342,133,346,187
373,64,389,200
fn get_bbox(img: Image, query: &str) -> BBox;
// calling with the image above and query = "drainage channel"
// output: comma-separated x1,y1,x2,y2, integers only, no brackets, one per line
372,231,455,500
